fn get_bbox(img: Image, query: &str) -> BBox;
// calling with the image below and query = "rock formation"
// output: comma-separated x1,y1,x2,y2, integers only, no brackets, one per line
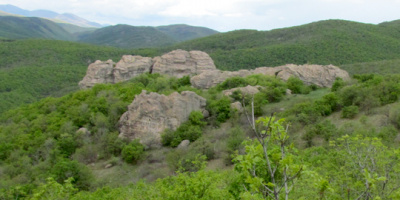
118,90,207,146
113,55,153,83
78,60,115,89
190,64,350,89
79,50,216,89
152,50,216,78
222,85,261,97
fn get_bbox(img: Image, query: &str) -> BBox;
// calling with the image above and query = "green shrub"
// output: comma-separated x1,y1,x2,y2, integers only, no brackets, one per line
287,76,310,94
217,77,248,91
51,159,93,190
341,106,359,119
207,97,232,123
303,120,336,147
177,75,191,87
161,111,206,147
331,78,345,92
121,139,144,164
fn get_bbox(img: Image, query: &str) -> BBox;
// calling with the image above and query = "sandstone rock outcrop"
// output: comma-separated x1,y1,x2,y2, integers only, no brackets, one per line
223,85,262,97
190,64,350,89
118,90,207,146
79,50,216,89
79,60,115,89
274,64,350,87
152,50,216,78
113,55,153,83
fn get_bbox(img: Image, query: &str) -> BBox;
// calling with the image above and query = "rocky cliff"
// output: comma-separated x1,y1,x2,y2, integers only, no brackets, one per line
118,90,207,147
79,50,350,90
79,49,216,89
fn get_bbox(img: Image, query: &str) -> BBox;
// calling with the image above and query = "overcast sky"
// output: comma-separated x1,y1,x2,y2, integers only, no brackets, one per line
2,0,400,32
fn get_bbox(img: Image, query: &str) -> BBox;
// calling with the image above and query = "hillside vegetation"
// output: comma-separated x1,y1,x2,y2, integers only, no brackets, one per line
77,25,177,48
156,24,219,41
168,20,400,70
0,39,160,114
1,72,400,199
0,16,75,40
0,16,219,48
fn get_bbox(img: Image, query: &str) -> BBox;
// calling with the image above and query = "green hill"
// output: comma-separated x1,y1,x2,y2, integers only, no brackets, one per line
78,24,177,48
0,39,159,114
156,24,219,41
168,19,400,70
57,23,97,35
0,16,75,40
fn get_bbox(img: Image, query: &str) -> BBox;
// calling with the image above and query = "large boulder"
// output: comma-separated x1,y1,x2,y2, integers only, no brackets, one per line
113,55,154,83
118,90,207,147
78,60,115,89
190,64,350,89
152,49,216,78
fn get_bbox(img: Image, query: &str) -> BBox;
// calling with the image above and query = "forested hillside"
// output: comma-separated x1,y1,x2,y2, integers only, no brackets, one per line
0,39,159,114
77,25,178,48
0,16,75,40
169,20,400,70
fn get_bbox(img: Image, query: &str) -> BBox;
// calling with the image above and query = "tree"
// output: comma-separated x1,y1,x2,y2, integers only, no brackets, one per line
235,98,303,199
328,135,400,199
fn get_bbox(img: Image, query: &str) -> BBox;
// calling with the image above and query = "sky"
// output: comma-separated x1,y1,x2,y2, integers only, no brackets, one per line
2,0,400,32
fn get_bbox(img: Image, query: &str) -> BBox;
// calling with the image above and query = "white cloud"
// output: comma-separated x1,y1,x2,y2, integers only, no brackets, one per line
1,0,400,31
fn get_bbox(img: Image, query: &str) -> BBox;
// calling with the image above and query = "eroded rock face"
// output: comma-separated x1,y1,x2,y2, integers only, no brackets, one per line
275,64,350,87
152,50,216,78
79,50,216,89
78,60,115,89
118,90,207,146
113,55,154,83
191,64,350,89
190,70,253,89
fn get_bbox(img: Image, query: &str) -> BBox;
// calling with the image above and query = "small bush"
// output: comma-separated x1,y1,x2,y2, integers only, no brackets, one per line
331,77,345,92
121,139,145,164
287,76,310,94
207,97,232,123
341,106,359,119
161,111,206,147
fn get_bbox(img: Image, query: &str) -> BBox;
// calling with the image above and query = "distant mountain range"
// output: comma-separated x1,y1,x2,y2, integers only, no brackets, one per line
0,4,219,48
0,4,103,27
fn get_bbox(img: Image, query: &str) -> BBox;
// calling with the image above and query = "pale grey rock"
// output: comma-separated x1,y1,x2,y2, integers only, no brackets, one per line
177,140,190,149
79,60,115,89
286,89,292,95
231,102,243,111
191,64,350,89
118,90,207,146
275,64,350,88
152,49,216,78
113,55,153,83
223,85,261,97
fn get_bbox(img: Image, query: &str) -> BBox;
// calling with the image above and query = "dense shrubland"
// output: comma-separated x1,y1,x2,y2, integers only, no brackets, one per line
0,71,400,199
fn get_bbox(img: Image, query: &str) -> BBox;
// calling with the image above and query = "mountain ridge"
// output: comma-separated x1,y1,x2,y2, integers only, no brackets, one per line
0,4,103,27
